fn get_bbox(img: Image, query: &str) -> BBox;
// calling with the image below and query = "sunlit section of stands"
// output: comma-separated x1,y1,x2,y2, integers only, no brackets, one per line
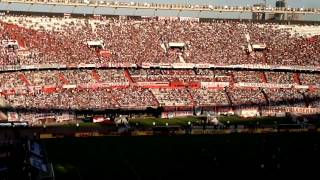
1,0,320,14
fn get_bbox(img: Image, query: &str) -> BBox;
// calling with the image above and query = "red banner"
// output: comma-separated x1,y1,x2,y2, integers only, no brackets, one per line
42,86,57,93
100,50,111,58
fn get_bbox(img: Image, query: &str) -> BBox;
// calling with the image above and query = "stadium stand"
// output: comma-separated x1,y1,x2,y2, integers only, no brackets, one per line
266,72,295,84
191,88,229,106
0,14,320,124
233,71,262,83
1,15,319,66
300,73,320,85
264,88,306,107
227,87,267,106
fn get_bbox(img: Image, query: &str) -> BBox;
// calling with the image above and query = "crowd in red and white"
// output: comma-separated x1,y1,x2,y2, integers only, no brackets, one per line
233,71,262,83
0,15,319,116
306,90,320,107
5,88,120,110
0,69,319,110
151,88,192,107
266,72,295,84
300,73,320,85
112,87,158,108
191,88,229,106
228,87,267,106
264,88,306,107
0,15,319,66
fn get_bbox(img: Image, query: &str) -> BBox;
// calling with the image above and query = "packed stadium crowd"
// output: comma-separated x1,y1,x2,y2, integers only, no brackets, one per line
233,71,262,83
266,72,295,84
307,90,320,107
0,15,319,66
191,88,229,106
0,68,318,110
228,87,267,106
4,88,120,110
0,69,318,86
300,73,320,85
0,14,319,122
264,88,306,107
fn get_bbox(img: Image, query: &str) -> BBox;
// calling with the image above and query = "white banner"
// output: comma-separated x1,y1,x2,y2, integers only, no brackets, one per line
172,63,195,69
158,16,179,21
62,84,77,89
201,82,229,88
78,63,96,68
235,82,292,89
195,64,211,69
21,65,36,70
159,63,172,68
179,17,200,22
262,107,320,114
136,81,170,87
141,63,151,68
294,85,309,89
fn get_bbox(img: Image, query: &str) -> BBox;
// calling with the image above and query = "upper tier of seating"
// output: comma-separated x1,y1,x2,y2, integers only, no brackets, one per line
0,15,319,67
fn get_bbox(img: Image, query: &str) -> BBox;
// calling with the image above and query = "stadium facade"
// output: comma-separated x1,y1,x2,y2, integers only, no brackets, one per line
0,0,319,21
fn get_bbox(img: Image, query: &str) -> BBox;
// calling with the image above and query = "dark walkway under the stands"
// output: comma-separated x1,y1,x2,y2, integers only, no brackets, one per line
43,132,320,180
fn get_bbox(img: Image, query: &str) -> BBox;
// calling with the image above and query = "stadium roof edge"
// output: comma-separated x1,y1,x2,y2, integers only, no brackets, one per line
1,10,320,25
1,0,320,14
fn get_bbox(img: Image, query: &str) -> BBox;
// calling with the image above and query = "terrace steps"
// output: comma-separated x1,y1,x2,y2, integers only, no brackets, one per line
186,89,195,106
18,73,31,86
229,73,236,85
124,69,134,84
148,89,160,106
91,70,101,83
259,72,268,83
293,73,301,85
261,89,270,105
224,88,233,107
